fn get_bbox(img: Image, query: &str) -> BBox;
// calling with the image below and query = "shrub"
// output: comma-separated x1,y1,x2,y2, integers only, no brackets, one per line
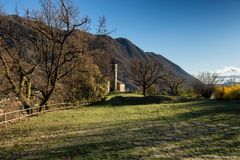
146,84,159,96
193,83,215,98
180,88,198,98
63,55,109,102
214,86,224,99
214,85,240,100
193,72,220,99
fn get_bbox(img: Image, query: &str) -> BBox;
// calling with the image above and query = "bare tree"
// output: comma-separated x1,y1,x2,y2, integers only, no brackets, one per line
164,77,184,96
14,3,19,16
130,57,166,96
0,2,5,15
0,18,41,114
193,72,219,98
196,72,219,84
25,0,89,110
97,16,108,35
0,0,109,111
59,0,80,30
84,16,113,77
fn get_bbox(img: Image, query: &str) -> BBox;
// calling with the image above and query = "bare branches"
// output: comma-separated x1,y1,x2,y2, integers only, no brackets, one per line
193,72,219,98
164,76,184,96
196,72,220,85
130,57,166,96
0,2,5,15
0,0,109,108
26,0,89,107
0,18,42,113
0,50,17,91
59,0,80,30
97,16,107,36
39,0,57,27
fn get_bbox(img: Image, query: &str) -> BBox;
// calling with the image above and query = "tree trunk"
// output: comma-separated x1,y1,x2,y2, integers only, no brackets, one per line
19,77,33,114
22,101,33,115
27,79,31,101
39,93,52,112
143,88,146,97
39,98,48,112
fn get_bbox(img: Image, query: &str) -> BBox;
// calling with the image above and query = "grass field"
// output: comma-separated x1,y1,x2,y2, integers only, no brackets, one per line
0,94,240,160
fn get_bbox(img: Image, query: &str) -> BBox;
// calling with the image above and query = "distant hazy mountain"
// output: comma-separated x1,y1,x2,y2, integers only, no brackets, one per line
216,67,240,76
215,67,240,84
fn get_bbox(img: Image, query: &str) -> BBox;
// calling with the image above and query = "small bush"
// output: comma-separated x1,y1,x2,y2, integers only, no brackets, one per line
180,88,198,98
146,84,159,96
193,83,215,98
214,86,224,99
214,85,240,100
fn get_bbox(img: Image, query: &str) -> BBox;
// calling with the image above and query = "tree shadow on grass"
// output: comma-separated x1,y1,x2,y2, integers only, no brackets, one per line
2,100,240,159
6,114,240,160
175,100,240,121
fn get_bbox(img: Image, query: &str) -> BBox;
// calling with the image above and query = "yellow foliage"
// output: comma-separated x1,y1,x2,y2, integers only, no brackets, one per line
214,85,240,100
214,86,224,99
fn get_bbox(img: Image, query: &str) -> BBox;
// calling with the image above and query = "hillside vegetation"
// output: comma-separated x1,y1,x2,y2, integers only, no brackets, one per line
0,94,240,160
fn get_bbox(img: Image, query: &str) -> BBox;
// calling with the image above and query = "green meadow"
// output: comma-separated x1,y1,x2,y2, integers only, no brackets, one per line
0,94,240,160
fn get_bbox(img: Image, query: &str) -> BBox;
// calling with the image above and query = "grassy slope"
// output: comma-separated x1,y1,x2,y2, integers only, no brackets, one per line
0,94,240,160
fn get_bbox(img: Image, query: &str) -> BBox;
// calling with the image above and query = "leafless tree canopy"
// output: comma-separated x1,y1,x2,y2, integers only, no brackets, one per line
130,57,166,96
0,0,110,113
0,0,114,114
193,72,219,98
196,72,220,85
164,76,184,96
25,0,89,109
0,2,5,15
0,17,41,113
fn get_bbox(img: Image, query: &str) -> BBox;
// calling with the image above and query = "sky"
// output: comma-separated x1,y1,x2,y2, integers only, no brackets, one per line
1,0,240,74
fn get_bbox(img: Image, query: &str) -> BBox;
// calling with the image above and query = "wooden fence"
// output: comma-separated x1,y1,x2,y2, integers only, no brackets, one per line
0,102,89,126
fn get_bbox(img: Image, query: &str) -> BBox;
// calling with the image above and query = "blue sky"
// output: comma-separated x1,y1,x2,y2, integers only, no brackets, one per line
2,0,240,74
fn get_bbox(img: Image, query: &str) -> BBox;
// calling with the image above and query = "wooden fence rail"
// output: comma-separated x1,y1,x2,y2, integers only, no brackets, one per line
0,102,89,126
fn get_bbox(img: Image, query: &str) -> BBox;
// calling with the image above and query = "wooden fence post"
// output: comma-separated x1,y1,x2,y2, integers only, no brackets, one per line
0,102,88,127
4,113,7,126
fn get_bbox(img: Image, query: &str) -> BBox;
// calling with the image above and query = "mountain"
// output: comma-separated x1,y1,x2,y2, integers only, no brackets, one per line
104,37,198,89
0,15,198,91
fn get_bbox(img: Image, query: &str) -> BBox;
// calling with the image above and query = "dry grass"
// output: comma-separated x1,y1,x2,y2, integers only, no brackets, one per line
0,94,240,159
